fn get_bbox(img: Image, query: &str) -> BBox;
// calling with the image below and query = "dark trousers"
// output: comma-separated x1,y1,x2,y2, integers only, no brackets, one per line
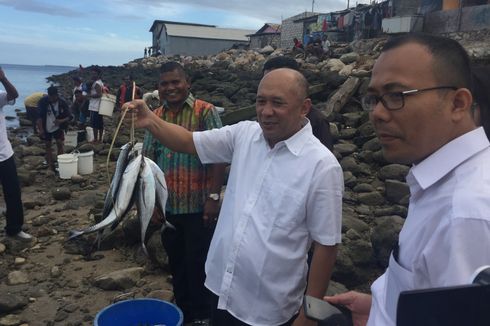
210,293,297,326
161,213,214,323
0,156,24,236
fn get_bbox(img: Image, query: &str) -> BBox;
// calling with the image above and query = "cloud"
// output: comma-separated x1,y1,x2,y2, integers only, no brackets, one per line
0,0,83,17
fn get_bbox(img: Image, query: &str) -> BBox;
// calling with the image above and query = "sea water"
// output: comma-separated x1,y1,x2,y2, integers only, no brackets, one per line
0,63,75,128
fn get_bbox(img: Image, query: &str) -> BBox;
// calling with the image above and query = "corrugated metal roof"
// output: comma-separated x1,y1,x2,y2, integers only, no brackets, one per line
165,23,254,41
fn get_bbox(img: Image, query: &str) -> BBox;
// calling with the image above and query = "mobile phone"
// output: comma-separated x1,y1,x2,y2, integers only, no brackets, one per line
303,295,353,326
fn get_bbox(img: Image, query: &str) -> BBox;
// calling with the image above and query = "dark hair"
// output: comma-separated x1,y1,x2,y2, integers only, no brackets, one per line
74,89,83,95
263,56,300,73
160,61,186,77
472,65,490,140
382,33,472,89
47,85,58,96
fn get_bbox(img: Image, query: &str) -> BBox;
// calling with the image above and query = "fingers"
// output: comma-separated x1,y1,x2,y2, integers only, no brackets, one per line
324,291,357,306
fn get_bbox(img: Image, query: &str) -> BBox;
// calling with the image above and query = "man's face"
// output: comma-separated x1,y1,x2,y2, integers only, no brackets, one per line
256,69,310,147
368,43,456,164
158,69,190,107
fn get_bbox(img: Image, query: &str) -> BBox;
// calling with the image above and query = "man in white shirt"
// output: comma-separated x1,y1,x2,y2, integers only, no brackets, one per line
0,67,32,240
125,68,344,326
326,33,490,326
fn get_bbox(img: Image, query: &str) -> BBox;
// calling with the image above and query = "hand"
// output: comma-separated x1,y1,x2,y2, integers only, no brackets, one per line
122,99,155,129
203,198,220,227
324,291,371,326
292,309,317,326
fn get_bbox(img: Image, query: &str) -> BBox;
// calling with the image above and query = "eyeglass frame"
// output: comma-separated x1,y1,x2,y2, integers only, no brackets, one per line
361,86,458,111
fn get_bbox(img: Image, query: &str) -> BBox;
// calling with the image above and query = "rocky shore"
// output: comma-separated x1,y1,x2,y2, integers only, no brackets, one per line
1,31,489,325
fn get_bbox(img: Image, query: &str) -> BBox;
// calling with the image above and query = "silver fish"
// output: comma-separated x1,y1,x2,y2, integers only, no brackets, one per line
69,154,143,239
102,142,133,218
145,157,174,232
135,159,155,255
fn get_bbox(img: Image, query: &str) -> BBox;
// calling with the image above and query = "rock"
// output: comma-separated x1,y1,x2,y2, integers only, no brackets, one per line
14,257,25,265
93,267,144,290
371,215,405,267
147,289,174,302
51,187,71,200
0,294,28,313
385,179,410,204
51,266,62,278
0,314,22,326
258,45,275,55
18,145,45,157
339,52,360,64
0,243,5,254
324,58,345,72
353,183,375,193
342,214,370,235
357,191,385,206
378,164,410,181
7,271,29,285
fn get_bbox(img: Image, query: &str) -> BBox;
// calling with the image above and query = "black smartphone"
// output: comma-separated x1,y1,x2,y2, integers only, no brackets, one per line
303,295,353,326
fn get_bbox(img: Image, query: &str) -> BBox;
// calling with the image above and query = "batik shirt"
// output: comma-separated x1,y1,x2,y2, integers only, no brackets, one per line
143,94,223,215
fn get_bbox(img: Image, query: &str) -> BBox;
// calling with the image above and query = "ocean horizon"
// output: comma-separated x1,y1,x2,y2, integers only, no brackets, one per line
0,63,76,128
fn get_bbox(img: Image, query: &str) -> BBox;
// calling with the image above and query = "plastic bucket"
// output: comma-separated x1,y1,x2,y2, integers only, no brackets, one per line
99,94,116,117
94,298,183,326
57,154,78,179
77,151,94,175
65,131,78,147
86,127,94,142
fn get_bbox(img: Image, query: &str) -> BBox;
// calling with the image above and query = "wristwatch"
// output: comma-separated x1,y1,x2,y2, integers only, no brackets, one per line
208,193,220,201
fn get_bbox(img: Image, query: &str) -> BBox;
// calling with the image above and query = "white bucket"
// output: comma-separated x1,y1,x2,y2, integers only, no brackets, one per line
65,131,78,147
86,127,94,142
77,151,94,175
57,154,78,179
134,142,143,155
99,94,116,117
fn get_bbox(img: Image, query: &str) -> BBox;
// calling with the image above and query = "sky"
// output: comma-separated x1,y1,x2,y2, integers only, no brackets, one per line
0,0,363,67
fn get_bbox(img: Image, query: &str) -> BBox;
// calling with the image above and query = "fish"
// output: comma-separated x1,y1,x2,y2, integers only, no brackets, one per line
145,157,174,232
69,154,143,239
135,159,156,255
101,142,133,218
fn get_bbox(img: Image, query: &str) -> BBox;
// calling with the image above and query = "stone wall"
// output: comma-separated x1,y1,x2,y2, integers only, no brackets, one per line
424,4,490,33
280,12,316,49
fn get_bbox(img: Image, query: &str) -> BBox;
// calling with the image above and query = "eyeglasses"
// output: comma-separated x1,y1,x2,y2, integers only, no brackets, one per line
361,86,458,111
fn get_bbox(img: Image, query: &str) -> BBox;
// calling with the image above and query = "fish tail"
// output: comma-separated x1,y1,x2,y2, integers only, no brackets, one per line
68,230,84,240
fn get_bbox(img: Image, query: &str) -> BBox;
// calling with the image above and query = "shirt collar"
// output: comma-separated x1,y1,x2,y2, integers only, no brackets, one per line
410,127,489,190
256,118,312,156
163,93,194,111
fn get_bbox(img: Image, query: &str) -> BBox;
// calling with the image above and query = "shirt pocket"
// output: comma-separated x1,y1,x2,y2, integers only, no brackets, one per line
259,182,306,230
386,253,415,322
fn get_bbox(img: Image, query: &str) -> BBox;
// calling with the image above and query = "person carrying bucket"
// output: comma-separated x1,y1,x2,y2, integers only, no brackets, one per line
88,67,105,143
37,86,72,172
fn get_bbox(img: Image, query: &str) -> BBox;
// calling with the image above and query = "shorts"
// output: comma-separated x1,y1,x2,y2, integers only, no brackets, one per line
90,111,104,129
44,129,64,142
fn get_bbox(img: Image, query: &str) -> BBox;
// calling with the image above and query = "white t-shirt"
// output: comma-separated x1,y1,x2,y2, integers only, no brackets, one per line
0,91,14,162
88,79,103,112
368,127,490,326
194,120,344,326
45,101,59,133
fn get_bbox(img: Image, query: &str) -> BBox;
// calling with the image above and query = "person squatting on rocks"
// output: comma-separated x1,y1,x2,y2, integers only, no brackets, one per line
0,67,32,240
471,65,490,141
37,86,72,172
142,62,226,325
126,67,343,326
326,33,490,326
24,91,45,134
263,56,334,150
88,67,105,142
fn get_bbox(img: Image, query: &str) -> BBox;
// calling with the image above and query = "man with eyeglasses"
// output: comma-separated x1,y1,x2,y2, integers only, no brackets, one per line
325,33,490,326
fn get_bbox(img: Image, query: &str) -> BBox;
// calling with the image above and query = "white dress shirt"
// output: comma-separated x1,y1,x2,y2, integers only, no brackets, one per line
194,120,343,326
0,91,14,162
368,127,490,326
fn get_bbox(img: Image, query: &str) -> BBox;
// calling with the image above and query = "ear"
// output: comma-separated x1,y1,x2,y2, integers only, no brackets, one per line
301,98,312,117
450,87,473,122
